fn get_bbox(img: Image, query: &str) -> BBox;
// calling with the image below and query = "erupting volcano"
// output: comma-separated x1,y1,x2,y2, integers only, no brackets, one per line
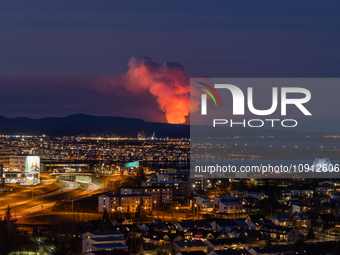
107,55,195,124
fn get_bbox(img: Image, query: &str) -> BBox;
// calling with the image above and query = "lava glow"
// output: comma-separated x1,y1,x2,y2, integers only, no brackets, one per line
117,56,194,124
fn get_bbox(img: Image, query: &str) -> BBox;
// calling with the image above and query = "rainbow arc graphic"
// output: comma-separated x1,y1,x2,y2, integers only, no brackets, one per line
196,82,222,106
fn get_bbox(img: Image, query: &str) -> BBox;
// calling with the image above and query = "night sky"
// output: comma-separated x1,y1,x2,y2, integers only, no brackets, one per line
0,0,339,122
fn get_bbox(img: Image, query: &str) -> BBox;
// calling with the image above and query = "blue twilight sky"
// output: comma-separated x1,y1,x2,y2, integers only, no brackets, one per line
0,0,339,121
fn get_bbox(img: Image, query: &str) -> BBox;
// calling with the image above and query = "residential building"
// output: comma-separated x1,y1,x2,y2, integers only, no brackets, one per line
205,238,249,251
249,245,293,255
293,213,311,228
219,202,242,213
142,181,191,199
230,190,248,198
269,214,294,227
98,194,152,213
82,231,127,254
121,187,173,204
172,240,208,253
195,196,215,212
248,192,265,200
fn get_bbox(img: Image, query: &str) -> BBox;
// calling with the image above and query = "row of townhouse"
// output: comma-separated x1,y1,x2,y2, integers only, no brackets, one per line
172,238,249,254
82,231,127,254
259,225,300,242
175,247,297,255
118,217,310,255
245,213,311,229
172,238,296,254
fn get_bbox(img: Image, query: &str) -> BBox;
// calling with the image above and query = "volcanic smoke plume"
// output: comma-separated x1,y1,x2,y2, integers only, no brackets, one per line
106,55,197,124
0,56,200,124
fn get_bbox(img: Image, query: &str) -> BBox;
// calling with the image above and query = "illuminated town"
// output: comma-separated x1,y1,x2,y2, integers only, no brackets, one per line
0,133,339,254
1,1,340,254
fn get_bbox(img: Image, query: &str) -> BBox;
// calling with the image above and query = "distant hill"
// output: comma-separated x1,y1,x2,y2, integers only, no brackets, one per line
0,114,333,138
0,114,190,137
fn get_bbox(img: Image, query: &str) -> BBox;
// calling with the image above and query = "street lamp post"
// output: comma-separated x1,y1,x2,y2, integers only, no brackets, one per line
194,204,198,220
153,201,157,219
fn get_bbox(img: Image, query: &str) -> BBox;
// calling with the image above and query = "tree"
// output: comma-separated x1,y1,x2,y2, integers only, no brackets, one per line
52,240,67,255
333,241,340,255
0,221,10,255
307,227,315,240
4,205,11,221
102,209,110,222
135,205,141,219
202,214,211,220
266,239,272,247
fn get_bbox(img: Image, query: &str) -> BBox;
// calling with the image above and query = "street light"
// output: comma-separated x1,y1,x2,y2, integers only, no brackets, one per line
194,204,198,220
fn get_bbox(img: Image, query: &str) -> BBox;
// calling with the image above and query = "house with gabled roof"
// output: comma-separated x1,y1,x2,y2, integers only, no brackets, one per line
219,202,242,213
245,215,266,223
260,225,300,242
228,228,245,238
269,214,294,227
246,219,265,230
211,219,238,231
163,233,184,244
293,213,311,228
112,218,133,226
175,220,213,232
208,232,229,240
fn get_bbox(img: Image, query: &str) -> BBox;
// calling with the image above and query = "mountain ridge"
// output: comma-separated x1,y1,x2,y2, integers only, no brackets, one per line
0,114,336,138
0,114,189,137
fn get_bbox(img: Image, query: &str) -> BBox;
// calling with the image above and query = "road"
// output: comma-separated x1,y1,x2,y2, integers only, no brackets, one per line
0,179,101,219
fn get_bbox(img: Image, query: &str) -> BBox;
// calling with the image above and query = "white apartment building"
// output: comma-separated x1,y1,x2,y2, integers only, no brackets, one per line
194,196,215,211
98,194,153,213
120,186,173,204
219,202,242,213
